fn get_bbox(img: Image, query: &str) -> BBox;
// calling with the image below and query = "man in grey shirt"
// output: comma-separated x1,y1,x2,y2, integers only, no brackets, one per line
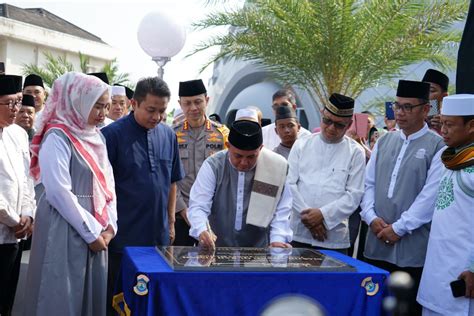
360,80,445,315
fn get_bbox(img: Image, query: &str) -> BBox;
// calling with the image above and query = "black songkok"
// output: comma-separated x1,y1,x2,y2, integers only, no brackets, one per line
422,69,449,92
229,120,263,150
23,74,44,89
88,72,109,85
179,79,206,97
0,75,19,95
21,94,35,108
396,80,430,100
325,93,354,117
275,106,297,122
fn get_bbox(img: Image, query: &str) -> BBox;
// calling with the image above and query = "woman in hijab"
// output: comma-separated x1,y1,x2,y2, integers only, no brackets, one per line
24,72,117,316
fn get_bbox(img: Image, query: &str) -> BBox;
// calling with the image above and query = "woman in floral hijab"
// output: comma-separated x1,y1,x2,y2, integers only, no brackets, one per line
25,72,117,315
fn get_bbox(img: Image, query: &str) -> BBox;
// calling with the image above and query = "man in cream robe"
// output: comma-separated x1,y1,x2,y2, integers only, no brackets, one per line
417,94,474,316
287,93,365,254
188,119,292,248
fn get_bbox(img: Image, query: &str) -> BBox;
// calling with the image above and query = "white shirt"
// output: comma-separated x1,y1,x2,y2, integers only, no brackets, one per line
33,109,43,131
0,124,36,244
188,158,293,244
39,133,117,244
417,166,474,315
99,117,114,129
287,133,366,248
262,123,311,150
360,125,444,236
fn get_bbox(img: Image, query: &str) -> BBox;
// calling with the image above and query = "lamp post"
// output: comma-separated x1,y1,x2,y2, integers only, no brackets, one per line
137,11,187,79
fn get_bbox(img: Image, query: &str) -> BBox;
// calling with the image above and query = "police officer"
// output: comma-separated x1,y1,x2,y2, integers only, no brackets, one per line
173,79,229,245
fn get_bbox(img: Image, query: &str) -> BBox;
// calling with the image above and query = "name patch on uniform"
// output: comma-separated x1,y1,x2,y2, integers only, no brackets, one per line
252,180,279,197
206,143,223,150
179,144,188,149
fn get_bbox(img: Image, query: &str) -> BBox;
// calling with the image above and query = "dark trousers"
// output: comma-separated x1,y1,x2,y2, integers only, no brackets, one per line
356,222,368,260
107,251,123,316
291,240,349,255
348,209,361,257
173,216,196,246
364,258,423,316
0,243,22,316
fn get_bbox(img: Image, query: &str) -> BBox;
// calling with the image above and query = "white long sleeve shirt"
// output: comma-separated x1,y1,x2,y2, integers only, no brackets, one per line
360,125,444,236
287,133,366,248
188,158,293,244
0,124,36,244
39,133,117,244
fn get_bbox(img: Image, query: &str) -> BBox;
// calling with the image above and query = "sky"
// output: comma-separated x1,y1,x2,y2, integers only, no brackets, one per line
8,0,242,109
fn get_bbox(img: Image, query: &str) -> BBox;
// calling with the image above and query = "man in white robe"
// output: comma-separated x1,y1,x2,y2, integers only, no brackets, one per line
287,93,365,254
417,94,474,316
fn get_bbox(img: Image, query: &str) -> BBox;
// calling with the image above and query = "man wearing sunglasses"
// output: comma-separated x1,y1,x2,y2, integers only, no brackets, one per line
360,80,445,315
287,93,365,255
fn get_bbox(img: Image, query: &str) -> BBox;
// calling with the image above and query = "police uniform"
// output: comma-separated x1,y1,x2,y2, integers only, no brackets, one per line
173,118,229,245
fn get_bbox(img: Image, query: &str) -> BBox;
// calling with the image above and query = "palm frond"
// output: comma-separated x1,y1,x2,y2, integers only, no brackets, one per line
191,0,468,108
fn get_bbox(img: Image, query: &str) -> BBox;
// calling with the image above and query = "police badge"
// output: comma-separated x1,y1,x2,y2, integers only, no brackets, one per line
133,274,150,296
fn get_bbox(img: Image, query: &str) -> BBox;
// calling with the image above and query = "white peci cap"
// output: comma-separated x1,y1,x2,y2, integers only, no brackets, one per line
441,94,474,116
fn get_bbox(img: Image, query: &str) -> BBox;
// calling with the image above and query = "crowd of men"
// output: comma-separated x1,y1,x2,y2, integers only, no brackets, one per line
0,67,473,316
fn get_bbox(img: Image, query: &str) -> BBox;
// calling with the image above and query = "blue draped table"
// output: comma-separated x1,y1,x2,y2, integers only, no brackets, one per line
116,247,388,316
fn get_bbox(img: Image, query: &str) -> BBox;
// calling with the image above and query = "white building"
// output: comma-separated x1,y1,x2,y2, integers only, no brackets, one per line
0,3,117,81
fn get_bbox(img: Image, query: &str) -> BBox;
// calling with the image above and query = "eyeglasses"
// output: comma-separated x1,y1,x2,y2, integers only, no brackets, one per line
390,101,426,113
321,116,349,130
0,99,22,110
272,103,292,110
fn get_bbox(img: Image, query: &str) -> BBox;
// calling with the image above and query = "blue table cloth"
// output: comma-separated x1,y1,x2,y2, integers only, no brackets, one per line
115,247,388,316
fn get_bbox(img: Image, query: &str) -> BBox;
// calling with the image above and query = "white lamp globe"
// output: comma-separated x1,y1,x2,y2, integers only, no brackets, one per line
137,11,187,58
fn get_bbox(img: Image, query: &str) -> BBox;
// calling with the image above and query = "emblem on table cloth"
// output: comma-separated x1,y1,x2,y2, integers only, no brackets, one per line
133,274,150,296
435,176,454,210
361,277,379,296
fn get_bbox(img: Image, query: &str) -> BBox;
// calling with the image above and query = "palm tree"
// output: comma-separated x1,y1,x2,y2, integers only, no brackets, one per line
192,0,468,110
22,52,132,88
22,52,74,88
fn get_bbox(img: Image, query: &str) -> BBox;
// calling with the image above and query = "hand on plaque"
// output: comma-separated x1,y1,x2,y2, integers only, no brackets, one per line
269,242,292,248
197,247,216,266
199,230,216,250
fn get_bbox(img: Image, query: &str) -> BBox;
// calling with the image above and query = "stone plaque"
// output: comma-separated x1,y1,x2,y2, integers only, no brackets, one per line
156,246,356,272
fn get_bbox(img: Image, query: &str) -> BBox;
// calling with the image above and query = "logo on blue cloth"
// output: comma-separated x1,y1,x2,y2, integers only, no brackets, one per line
133,274,150,296
361,277,379,296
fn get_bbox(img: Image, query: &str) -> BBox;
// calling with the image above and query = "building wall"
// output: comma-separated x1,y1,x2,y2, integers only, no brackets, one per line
0,16,116,79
